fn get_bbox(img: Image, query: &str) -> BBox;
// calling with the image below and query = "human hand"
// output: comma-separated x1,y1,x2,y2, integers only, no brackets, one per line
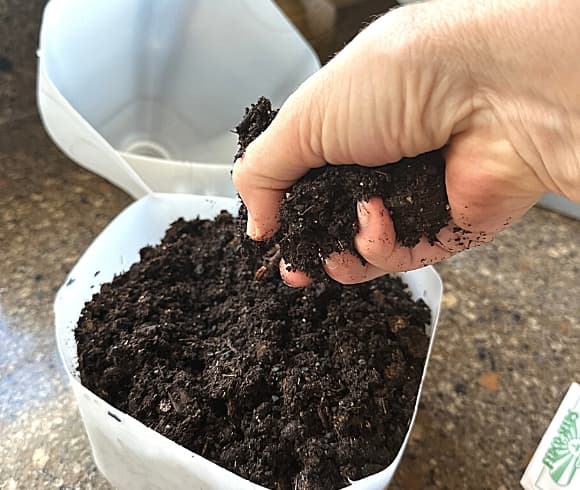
233,0,580,286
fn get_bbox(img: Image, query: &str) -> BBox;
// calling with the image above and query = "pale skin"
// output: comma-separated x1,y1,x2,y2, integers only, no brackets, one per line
233,0,580,287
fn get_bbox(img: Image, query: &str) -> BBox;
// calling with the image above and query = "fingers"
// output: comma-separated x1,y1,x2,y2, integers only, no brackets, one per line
240,187,283,240
278,197,449,287
281,251,386,287
278,197,497,287
279,260,313,288
279,253,384,287
353,198,452,271
323,252,386,285
318,199,493,285
353,198,396,268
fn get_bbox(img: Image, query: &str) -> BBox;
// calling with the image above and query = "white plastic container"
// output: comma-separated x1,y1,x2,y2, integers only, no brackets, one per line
37,0,320,199
54,193,443,490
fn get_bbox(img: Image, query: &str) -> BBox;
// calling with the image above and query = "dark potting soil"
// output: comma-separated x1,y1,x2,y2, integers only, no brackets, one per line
76,213,431,490
234,97,451,278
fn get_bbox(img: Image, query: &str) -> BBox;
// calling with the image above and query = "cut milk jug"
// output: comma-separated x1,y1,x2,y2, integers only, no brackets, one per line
37,0,320,198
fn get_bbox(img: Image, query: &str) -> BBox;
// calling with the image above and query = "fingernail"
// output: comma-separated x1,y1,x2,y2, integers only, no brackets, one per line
325,257,339,270
357,201,370,229
246,211,257,238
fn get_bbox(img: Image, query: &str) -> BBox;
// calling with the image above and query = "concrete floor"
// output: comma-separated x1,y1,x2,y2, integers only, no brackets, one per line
1,1,579,489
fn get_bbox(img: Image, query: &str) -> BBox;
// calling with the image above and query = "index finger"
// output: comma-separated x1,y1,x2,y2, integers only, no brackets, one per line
232,89,325,240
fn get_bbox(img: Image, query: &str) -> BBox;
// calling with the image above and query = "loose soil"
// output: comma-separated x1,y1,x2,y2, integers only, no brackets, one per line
76,213,431,489
234,97,451,278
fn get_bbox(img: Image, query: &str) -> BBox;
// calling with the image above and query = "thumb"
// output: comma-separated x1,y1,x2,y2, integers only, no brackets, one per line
232,78,327,240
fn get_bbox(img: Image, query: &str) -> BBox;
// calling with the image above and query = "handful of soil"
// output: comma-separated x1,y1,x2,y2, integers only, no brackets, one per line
235,97,451,278
76,213,432,489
